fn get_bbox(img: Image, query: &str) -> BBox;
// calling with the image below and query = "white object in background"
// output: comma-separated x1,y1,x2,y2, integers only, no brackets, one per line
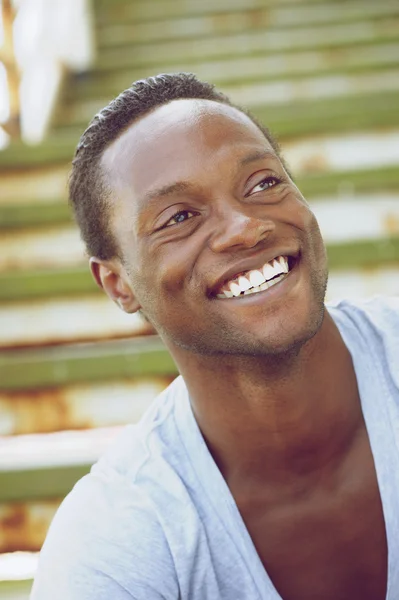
0,551,38,581
12,0,95,144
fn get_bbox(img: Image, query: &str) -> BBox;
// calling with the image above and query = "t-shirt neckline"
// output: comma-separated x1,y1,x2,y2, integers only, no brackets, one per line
174,305,399,600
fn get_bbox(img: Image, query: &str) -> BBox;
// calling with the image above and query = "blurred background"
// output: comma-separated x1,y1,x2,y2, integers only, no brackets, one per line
0,0,399,596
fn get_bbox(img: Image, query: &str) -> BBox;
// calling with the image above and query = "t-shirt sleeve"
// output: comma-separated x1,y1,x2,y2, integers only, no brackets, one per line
30,465,179,600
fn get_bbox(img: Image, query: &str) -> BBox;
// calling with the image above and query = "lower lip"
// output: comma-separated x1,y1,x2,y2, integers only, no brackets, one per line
214,260,301,305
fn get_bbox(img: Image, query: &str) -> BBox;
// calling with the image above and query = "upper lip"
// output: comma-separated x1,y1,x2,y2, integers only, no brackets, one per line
207,248,300,297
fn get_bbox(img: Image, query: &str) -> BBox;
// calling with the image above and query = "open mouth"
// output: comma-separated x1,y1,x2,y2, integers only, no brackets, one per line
215,255,297,299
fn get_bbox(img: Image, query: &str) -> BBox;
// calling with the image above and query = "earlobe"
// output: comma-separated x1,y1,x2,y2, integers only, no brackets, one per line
89,257,141,314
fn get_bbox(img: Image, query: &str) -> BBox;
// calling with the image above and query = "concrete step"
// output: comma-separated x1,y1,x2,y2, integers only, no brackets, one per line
0,378,172,436
52,89,399,140
0,295,152,349
96,0,332,25
0,336,176,392
96,2,399,47
69,41,399,100
94,17,399,69
1,262,399,394
0,427,121,502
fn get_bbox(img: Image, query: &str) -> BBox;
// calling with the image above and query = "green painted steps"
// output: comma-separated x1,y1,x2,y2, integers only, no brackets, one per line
92,19,399,70
94,5,399,47
51,90,399,141
63,41,399,102
0,202,71,230
1,166,398,231
1,91,398,169
0,578,32,599
0,137,75,169
95,0,399,28
1,237,399,303
0,464,91,502
0,336,177,392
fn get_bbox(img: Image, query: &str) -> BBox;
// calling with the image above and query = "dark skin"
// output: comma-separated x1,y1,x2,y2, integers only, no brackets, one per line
91,99,387,600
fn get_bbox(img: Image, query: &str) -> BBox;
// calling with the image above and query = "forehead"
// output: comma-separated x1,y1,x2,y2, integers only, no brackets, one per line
101,99,275,197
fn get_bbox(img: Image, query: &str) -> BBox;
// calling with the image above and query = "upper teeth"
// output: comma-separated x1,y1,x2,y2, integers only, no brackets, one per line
217,256,289,299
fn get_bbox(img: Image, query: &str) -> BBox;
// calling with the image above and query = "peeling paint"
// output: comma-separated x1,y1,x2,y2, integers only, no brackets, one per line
0,295,154,349
0,501,60,553
284,130,399,174
0,378,173,436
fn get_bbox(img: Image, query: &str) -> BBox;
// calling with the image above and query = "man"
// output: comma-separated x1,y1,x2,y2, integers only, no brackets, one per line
31,73,398,600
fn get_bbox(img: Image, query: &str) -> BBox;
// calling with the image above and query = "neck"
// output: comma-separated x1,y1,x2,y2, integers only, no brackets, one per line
168,310,362,489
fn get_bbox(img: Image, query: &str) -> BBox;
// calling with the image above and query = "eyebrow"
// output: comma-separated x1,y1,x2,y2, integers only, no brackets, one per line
141,181,194,206
140,149,277,206
239,149,277,167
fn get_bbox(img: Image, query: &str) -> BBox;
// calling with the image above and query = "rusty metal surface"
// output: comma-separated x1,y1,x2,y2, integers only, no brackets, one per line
0,377,172,436
0,295,154,349
0,500,60,553
284,130,399,174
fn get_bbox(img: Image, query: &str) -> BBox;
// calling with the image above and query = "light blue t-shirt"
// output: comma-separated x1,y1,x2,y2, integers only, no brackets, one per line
31,297,399,600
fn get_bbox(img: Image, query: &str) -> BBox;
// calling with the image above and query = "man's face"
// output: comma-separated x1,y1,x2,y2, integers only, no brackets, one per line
101,99,328,357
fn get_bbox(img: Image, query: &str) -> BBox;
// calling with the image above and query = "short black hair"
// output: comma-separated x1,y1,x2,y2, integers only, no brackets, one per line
69,72,286,260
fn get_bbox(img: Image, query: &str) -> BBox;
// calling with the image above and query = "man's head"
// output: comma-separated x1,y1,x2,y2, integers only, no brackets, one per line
69,72,328,358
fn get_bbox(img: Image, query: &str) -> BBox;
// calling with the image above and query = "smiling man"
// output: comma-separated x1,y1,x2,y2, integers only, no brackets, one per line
31,73,399,600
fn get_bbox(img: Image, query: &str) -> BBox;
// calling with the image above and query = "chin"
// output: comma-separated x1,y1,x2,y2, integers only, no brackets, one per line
173,303,325,359
259,309,324,357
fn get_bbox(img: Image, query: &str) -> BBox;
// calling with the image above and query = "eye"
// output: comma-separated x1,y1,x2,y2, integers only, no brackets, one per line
164,209,197,228
248,176,280,196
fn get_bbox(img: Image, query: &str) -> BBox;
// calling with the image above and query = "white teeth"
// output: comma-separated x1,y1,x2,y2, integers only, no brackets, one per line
229,281,241,297
272,259,284,277
217,255,291,299
262,262,275,281
248,269,266,287
244,287,256,295
238,275,251,291
279,256,289,273
268,274,284,288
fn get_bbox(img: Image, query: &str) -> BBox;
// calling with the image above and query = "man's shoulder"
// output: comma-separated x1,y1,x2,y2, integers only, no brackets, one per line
31,462,179,599
328,295,399,390
97,374,187,478
328,295,399,335
31,376,188,599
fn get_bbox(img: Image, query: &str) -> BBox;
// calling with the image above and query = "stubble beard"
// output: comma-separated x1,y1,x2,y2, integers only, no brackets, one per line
163,263,329,361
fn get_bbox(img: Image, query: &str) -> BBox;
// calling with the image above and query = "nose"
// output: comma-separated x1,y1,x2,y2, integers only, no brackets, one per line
208,208,275,254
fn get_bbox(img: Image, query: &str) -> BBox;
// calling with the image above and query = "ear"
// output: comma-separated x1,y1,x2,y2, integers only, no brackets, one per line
89,257,141,314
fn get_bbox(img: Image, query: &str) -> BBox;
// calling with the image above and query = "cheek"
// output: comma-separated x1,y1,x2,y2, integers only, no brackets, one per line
285,194,315,229
137,246,194,307
287,199,323,244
